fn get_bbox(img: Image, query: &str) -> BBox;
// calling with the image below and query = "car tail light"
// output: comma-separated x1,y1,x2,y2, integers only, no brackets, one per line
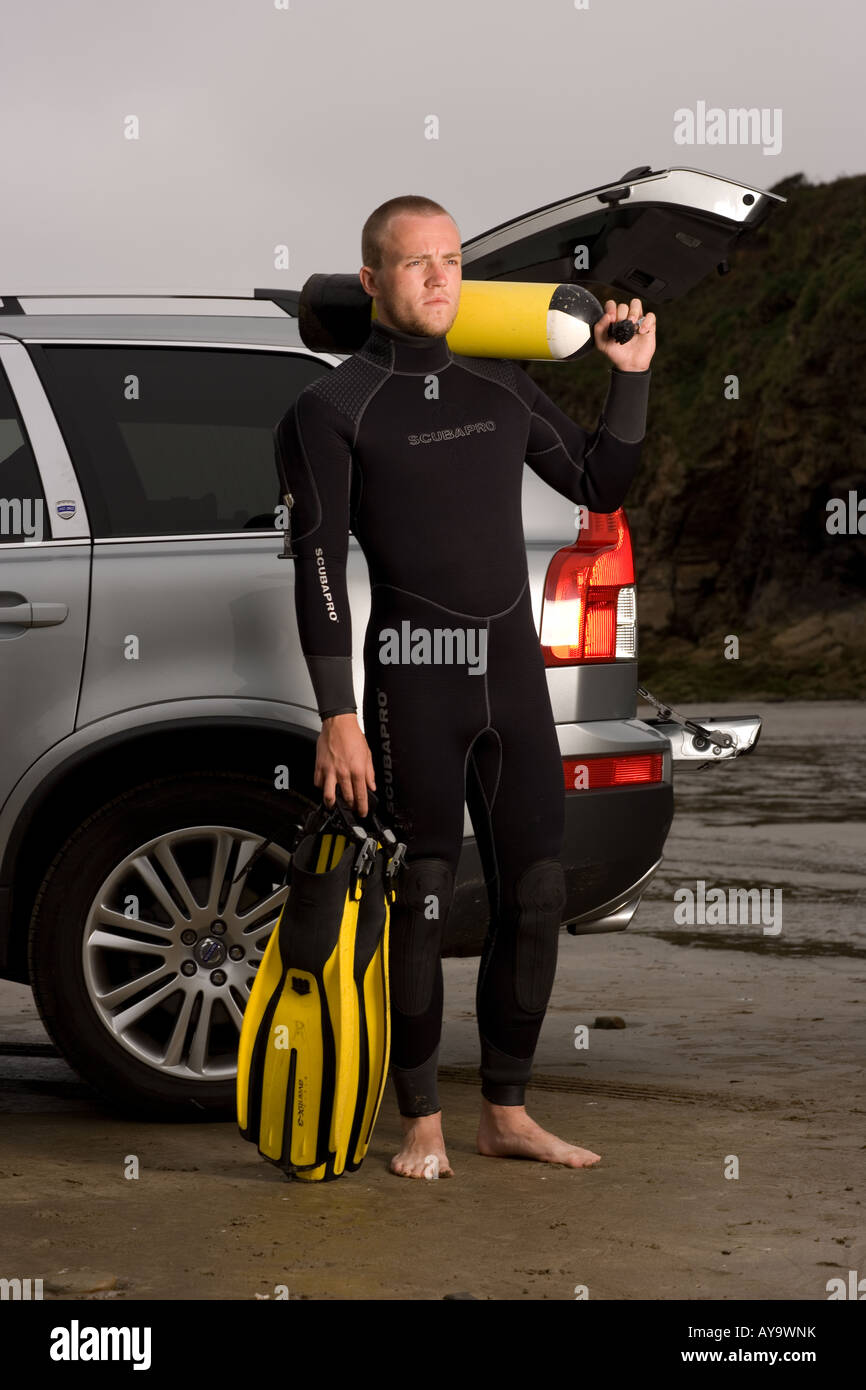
562,753,663,790
539,508,636,664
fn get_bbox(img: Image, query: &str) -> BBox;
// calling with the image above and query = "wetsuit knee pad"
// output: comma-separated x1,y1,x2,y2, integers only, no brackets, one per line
513,859,567,1015
390,857,455,1017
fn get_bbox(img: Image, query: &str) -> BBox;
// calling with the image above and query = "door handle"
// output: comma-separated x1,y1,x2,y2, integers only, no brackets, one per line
0,601,69,627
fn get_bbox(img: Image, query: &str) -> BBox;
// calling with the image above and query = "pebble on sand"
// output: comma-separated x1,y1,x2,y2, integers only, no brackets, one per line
44,1268,118,1295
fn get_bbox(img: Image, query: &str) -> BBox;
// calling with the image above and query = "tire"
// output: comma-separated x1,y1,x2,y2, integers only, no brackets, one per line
28,771,313,1121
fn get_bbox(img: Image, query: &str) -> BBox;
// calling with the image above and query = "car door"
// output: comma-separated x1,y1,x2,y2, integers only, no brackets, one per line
25,338,334,727
0,338,90,800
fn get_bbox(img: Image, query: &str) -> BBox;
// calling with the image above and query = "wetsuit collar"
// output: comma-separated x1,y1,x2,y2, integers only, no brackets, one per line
364,317,452,373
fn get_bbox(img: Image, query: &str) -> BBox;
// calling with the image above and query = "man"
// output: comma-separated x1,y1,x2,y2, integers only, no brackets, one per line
275,194,656,1178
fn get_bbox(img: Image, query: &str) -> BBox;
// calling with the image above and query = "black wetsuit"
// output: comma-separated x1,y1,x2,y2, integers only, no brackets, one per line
275,317,650,1115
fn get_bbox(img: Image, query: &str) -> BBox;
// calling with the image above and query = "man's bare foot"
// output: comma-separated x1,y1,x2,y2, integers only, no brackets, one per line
389,1111,455,1179
477,1100,601,1168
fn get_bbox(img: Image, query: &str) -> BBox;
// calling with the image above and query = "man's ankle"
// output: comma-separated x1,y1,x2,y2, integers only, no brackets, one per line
400,1109,443,1125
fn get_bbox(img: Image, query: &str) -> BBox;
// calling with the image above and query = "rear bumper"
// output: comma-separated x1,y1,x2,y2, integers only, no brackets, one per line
565,858,661,933
560,783,672,927
557,715,673,929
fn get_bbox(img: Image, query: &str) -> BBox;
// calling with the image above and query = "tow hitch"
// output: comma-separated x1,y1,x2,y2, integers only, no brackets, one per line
638,686,762,763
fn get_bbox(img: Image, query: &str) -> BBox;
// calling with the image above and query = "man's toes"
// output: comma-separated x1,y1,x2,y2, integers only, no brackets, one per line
571,1151,600,1168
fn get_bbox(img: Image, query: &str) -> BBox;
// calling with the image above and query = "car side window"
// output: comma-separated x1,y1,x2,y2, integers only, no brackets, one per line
36,346,329,538
0,362,49,543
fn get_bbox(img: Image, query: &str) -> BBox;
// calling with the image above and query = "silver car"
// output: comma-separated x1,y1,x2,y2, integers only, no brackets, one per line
0,165,776,1117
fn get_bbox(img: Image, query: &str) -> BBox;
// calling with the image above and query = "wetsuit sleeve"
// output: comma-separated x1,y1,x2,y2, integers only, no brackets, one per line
515,364,651,512
273,389,357,719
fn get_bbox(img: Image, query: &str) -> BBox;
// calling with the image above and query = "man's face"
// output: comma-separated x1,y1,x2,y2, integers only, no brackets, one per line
360,212,462,337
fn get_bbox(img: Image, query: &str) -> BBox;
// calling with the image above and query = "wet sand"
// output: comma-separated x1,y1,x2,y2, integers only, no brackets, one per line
0,702,863,1300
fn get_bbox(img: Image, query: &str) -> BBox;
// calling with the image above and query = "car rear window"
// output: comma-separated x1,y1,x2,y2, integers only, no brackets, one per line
35,345,328,538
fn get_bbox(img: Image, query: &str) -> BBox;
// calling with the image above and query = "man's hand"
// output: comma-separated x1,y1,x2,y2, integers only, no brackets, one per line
315,713,376,816
593,297,656,372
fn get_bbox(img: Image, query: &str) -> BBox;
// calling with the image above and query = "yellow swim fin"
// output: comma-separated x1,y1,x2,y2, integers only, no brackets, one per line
237,792,403,1181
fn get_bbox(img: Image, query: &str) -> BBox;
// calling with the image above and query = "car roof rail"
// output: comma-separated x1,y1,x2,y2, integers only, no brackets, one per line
0,289,301,317
252,288,300,316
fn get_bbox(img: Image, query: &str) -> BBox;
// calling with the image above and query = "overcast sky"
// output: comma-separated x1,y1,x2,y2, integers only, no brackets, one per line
0,0,860,295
